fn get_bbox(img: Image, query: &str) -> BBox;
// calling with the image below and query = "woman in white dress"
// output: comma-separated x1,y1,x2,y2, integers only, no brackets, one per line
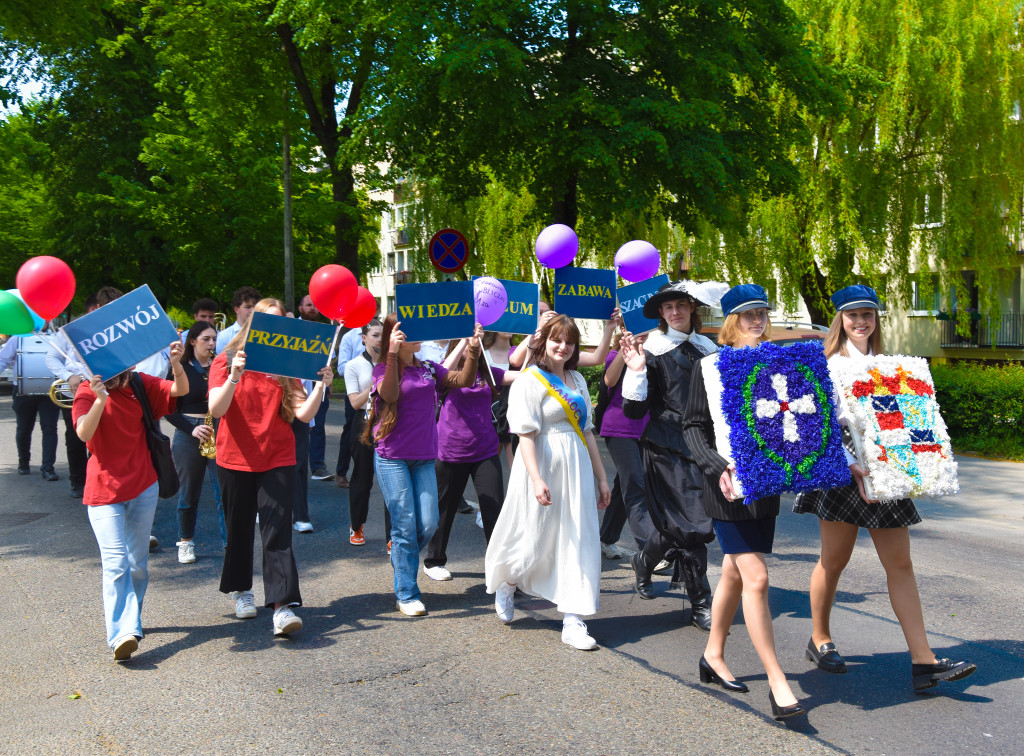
485,314,611,650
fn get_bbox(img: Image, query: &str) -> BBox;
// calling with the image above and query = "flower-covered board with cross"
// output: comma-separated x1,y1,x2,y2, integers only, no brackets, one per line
830,354,958,500
702,341,851,503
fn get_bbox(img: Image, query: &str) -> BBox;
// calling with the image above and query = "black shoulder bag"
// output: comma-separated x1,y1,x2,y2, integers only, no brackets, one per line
129,372,180,499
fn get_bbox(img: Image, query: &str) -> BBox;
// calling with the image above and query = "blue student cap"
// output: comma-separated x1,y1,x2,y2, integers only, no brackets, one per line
830,285,880,312
720,284,769,316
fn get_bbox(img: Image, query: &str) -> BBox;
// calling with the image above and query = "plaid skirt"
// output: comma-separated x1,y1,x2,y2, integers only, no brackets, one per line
793,483,921,529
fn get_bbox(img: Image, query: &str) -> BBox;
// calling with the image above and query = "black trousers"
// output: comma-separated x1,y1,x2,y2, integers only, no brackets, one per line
60,406,88,489
13,393,59,469
335,395,357,477
640,441,714,584
600,436,656,549
425,455,504,568
291,419,310,522
348,413,390,538
217,465,302,608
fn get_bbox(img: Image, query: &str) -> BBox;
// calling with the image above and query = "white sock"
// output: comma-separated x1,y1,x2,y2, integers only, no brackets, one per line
562,613,580,626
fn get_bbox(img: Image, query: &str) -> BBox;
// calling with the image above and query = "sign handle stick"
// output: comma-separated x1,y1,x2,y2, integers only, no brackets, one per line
41,331,94,380
326,323,343,369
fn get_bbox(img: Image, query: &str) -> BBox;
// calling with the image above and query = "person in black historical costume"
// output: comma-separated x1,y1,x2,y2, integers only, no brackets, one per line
619,280,723,631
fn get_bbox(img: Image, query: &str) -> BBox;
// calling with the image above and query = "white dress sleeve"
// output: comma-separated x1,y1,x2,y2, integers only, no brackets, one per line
507,371,545,435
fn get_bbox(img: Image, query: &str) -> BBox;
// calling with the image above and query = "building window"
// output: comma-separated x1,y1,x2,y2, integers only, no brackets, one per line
912,274,940,311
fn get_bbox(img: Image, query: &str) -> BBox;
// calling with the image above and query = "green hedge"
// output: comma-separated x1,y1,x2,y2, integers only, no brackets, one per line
580,365,604,404
932,362,1024,460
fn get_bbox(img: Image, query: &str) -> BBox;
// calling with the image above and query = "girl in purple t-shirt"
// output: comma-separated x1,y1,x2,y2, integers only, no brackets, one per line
422,338,519,582
362,313,483,617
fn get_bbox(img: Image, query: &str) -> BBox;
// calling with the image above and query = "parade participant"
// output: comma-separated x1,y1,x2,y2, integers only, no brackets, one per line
164,321,226,562
215,286,260,353
345,320,388,546
291,378,315,533
72,340,188,661
333,323,364,488
596,330,655,559
485,315,611,650
620,281,718,630
297,292,332,481
508,302,617,370
192,297,219,324
794,285,976,691
209,298,332,636
681,284,805,720
422,336,519,581
1,334,60,481
363,314,482,617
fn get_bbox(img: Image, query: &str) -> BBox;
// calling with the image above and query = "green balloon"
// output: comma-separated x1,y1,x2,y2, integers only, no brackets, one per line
0,290,38,335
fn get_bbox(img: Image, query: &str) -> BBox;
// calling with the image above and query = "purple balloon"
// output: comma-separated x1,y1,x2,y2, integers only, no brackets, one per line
535,224,579,269
615,240,660,282
473,277,508,328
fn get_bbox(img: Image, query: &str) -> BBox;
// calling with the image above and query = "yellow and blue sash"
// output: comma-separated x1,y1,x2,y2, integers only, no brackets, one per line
530,366,587,445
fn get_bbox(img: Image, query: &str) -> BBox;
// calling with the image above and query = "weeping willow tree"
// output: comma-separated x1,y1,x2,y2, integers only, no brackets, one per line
691,0,1024,327
404,175,690,302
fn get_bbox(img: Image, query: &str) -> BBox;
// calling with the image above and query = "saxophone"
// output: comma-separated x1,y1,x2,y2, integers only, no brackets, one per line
199,412,217,459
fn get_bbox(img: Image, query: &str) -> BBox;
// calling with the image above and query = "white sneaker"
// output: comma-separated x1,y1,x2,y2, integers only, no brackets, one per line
423,565,452,582
176,540,196,564
475,511,483,529
273,606,302,636
232,590,258,619
495,582,515,622
601,542,632,560
149,534,159,551
293,521,313,533
396,599,427,616
113,635,138,661
561,617,598,651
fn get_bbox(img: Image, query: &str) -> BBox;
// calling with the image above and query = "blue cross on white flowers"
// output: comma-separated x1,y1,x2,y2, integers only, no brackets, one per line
755,373,817,443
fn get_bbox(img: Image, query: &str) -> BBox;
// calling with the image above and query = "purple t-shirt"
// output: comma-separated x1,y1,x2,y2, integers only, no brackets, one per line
437,368,506,463
600,350,649,439
371,360,449,460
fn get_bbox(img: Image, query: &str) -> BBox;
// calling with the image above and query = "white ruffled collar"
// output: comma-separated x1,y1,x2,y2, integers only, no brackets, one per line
644,327,717,357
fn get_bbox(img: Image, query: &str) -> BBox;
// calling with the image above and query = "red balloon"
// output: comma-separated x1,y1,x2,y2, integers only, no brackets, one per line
309,264,356,320
15,256,76,321
343,286,377,328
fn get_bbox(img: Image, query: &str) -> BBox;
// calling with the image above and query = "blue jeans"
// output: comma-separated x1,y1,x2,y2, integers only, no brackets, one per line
87,482,160,649
374,454,439,602
172,422,225,544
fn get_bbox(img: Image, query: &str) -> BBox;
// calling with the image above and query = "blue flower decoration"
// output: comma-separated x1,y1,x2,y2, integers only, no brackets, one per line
718,341,851,503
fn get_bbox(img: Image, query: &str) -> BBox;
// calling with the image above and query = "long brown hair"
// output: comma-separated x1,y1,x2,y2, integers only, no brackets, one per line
718,312,772,347
822,310,882,358
226,297,301,423
528,314,581,372
361,311,402,446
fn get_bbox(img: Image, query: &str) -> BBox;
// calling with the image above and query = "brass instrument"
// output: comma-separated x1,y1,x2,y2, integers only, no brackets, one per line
49,379,75,409
199,412,217,459
214,312,229,332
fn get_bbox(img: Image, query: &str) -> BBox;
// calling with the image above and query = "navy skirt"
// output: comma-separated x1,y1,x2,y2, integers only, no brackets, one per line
712,517,776,555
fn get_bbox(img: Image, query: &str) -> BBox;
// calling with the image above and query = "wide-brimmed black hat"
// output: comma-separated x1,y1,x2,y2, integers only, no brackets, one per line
642,280,723,320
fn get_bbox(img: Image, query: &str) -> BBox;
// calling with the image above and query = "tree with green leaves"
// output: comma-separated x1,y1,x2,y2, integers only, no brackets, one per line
690,0,1024,325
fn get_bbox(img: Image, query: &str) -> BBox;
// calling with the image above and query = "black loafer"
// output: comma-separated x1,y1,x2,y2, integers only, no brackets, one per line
631,553,655,600
806,638,847,673
41,467,59,482
18,466,29,476
912,658,977,691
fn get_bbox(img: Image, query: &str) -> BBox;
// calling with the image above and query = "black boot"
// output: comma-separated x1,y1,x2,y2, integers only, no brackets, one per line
631,551,655,600
682,559,713,631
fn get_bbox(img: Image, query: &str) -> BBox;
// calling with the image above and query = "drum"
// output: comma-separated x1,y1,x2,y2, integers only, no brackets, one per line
16,335,56,395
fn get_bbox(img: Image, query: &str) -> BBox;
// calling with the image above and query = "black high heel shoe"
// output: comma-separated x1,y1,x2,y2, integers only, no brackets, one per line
698,656,749,693
768,690,807,721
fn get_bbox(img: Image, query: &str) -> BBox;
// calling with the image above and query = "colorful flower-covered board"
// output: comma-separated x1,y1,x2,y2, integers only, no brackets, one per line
831,355,958,500
702,341,851,502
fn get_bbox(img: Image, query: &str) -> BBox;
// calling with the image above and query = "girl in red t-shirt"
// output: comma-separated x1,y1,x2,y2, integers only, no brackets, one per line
208,298,332,637
72,340,188,662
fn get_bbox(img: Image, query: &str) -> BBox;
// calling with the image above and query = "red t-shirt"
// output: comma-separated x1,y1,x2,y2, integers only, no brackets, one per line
209,353,298,472
71,373,176,506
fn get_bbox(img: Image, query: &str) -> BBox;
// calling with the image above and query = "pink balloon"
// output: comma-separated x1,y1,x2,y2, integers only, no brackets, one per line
614,240,660,282
309,265,357,321
473,277,508,327
15,256,76,320
535,224,578,269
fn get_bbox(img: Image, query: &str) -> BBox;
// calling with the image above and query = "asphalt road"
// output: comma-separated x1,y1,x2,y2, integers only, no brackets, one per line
0,393,1019,755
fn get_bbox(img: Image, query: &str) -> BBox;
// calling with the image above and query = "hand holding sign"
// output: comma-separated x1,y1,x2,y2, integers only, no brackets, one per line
168,340,184,368
230,350,246,380
390,323,406,354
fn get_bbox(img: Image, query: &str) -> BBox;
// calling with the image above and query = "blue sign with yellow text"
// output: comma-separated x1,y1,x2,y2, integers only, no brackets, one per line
243,312,337,380
396,281,476,343
61,284,179,379
554,267,617,320
617,274,670,334
476,278,539,335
